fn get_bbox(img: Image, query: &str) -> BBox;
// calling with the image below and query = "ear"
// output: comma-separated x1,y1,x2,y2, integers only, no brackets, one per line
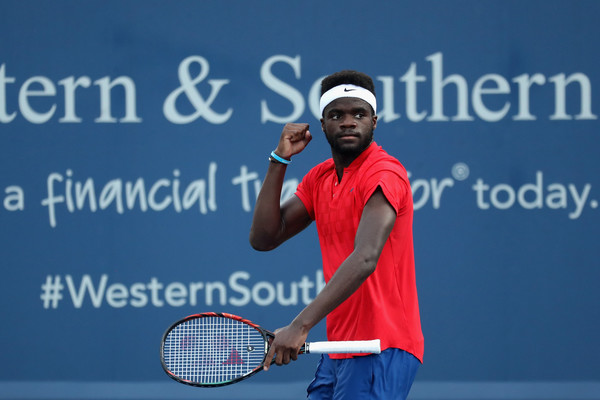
372,115,378,130
320,117,325,132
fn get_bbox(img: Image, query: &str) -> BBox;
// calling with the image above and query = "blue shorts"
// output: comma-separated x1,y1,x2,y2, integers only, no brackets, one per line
306,348,420,400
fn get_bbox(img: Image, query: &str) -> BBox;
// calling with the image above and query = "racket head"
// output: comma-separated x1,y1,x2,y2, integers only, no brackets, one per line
160,312,273,387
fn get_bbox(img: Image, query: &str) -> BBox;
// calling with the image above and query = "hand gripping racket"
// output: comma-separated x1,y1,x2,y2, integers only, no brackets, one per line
160,312,381,387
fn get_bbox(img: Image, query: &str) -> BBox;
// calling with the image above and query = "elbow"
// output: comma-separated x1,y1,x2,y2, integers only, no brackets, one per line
354,251,379,278
361,259,377,277
249,230,277,252
249,240,274,252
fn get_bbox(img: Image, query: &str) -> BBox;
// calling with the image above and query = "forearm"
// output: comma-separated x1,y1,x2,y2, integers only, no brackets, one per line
249,161,288,250
291,251,376,333
249,123,312,251
263,250,376,370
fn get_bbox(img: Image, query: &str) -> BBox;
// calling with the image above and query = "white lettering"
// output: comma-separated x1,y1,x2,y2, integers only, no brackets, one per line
1,55,596,125
0,64,16,122
568,183,591,219
106,283,129,308
400,63,427,122
65,274,108,308
260,54,305,123
409,172,455,210
58,76,92,123
229,271,252,306
377,76,401,122
19,76,57,124
0,63,140,124
41,166,218,227
512,73,546,121
93,76,141,123
55,270,325,309
130,283,148,307
427,52,474,122
163,56,232,124
165,282,188,307
549,73,597,120
471,74,511,122
472,171,595,219
3,185,24,211
252,281,276,306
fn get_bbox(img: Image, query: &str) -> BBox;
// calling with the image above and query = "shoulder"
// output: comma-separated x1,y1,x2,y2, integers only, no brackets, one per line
296,158,334,198
295,158,334,219
357,145,412,211
361,145,409,183
303,158,335,183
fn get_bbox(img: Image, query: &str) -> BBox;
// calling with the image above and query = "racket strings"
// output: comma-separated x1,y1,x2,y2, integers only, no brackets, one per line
163,316,266,385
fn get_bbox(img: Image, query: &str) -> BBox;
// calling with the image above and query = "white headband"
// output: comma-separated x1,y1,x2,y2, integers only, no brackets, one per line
319,84,377,116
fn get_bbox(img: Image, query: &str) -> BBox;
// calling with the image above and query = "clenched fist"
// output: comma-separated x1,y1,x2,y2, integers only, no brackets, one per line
274,123,312,160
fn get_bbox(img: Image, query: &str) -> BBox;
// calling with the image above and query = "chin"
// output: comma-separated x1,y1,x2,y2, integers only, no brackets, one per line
335,137,372,154
331,144,362,159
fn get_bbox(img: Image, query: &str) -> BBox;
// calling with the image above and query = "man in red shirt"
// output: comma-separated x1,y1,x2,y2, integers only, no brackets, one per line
250,70,423,399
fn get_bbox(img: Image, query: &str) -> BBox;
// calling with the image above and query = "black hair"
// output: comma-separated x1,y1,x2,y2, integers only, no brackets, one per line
320,70,376,97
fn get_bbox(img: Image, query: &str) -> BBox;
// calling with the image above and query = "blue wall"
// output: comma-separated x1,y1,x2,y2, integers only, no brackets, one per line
1,1,599,399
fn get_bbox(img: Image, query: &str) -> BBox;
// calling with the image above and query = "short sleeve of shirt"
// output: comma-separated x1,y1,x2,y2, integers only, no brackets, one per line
295,160,333,221
295,179,314,220
359,163,411,216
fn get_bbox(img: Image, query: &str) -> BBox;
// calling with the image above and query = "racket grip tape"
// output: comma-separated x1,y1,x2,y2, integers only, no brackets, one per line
303,339,381,354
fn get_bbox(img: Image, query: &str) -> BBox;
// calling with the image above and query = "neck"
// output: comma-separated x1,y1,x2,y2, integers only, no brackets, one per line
332,142,372,181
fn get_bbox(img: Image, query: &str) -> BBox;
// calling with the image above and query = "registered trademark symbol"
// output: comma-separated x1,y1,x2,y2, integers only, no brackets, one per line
451,162,470,181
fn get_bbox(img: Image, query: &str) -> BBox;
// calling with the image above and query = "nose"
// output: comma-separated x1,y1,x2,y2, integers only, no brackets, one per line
339,113,357,128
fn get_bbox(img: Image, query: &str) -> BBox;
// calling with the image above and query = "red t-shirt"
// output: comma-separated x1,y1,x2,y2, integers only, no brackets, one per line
295,142,424,361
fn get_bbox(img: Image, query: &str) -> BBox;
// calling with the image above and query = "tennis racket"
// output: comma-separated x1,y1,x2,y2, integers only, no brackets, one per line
160,312,381,387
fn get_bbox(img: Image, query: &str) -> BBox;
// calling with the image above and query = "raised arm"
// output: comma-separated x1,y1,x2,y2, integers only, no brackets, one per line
249,123,313,251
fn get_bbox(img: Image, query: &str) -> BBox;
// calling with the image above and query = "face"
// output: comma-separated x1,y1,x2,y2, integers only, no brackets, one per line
321,97,377,159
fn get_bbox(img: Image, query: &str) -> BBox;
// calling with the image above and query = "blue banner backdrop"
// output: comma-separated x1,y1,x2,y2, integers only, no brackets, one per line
1,1,599,399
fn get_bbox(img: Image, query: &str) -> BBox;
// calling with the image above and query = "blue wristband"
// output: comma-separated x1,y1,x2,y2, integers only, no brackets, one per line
270,151,291,164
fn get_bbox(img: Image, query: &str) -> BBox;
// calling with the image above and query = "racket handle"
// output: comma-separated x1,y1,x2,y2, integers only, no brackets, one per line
303,339,381,354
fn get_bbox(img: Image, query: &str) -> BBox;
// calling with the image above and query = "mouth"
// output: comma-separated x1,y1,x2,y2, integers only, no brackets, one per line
336,132,359,140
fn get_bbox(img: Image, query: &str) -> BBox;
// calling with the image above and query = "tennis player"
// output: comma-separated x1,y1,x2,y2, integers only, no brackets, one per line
249,70,424,399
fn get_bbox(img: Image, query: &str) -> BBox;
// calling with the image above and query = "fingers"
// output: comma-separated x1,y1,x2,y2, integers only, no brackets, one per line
283,123,310,139
276,123,311,158
262,324,306,371
263,345,276,371
262,344,299,371
302,129,313,146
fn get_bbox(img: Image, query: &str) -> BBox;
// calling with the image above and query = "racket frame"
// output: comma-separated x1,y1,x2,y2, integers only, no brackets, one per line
160,312,273,388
